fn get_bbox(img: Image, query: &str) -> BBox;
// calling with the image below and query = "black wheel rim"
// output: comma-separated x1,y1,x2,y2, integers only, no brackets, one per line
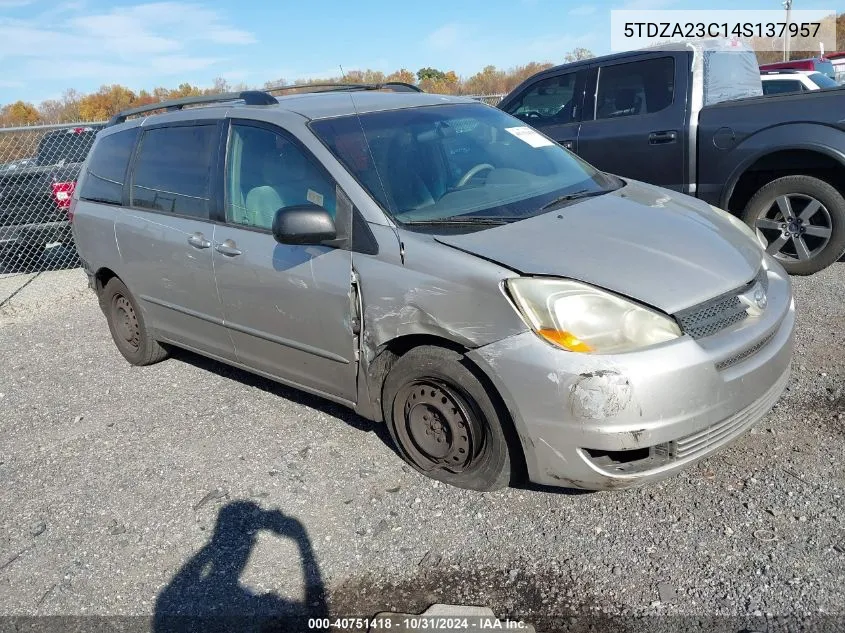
393,380,484,474
112,294,140,351
754,194,833,263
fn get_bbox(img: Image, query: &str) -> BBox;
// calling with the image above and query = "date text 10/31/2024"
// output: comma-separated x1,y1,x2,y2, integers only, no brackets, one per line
308,616,531,630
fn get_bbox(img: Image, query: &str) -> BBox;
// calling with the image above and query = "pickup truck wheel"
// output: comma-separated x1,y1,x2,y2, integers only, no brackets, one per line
742,175,845,275
381,346,514,492
102,277,169,366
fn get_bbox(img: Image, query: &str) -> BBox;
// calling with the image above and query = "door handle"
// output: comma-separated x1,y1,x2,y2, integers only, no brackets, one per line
215,239,242,257
559,139,575,150
649,130,678,145
187,232,211,249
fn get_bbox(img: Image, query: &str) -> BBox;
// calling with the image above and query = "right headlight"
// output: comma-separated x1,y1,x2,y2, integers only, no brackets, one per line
505,277,682,354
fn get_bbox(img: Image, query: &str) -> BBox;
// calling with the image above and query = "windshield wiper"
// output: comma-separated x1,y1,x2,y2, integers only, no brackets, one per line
401,216,519,226
540,189,608,211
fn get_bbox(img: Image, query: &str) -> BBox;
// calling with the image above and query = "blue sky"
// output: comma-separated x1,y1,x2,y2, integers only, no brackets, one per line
0,0,840,104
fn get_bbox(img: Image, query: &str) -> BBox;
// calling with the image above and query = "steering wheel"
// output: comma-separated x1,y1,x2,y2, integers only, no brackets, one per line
456,163,495,188
522,111,542,119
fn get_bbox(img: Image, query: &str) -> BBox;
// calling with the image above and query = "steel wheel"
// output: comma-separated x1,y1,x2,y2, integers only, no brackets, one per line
111,294,140,351
754,193,832,263
392,380,485,473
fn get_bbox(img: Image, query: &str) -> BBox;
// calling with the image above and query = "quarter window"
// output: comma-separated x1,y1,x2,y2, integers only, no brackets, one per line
226,124,336,230
130,125,216,218
505,72,578,124
595,57,675,120
78,128,138,205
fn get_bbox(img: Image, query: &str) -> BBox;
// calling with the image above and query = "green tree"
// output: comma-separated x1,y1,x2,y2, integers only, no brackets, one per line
417,67,446,81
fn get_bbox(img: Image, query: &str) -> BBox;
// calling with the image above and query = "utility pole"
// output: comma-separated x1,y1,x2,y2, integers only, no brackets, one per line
783,0,793,62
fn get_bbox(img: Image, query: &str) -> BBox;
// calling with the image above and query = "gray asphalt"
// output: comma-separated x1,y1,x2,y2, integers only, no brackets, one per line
1,266,844,631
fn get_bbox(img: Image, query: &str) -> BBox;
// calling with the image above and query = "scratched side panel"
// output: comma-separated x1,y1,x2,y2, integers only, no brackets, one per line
351,224,528,420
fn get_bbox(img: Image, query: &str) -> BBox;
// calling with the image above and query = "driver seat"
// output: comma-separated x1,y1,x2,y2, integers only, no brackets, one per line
385,132,435,212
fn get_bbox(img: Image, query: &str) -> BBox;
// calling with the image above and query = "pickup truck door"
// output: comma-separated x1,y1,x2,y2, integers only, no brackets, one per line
575,53,689,192
498,69,587,152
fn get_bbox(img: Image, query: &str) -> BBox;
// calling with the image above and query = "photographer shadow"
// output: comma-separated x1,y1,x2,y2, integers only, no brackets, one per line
153,500,328,633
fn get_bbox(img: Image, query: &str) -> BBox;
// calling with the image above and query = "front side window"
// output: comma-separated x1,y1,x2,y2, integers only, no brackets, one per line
595,57,675,120
311,103,618,225
78,128,138,205
504,72,578,125
130,124,216,219
226,124,336,230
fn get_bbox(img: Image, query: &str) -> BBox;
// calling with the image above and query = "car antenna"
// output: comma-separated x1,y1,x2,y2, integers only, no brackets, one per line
339,64,346,80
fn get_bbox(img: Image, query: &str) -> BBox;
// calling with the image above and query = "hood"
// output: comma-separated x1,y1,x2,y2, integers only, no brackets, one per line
434,180,762,314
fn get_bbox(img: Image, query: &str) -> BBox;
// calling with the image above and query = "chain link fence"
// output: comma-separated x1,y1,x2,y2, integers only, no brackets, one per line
466,94,506,106
0,121,105,276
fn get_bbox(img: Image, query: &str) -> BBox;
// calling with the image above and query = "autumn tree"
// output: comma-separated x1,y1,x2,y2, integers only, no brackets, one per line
78,85,137,120
419,70,460,94
463,65,508,95
386,69,416,85
0,102,38,127
0,101,40,126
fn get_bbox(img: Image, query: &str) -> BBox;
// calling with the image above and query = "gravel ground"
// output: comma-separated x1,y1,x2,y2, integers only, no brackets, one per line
1,266,844,631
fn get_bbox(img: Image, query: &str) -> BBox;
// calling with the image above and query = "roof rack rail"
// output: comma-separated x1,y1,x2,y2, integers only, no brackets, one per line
263,81,423,94
107,90,278,126
761,69,801,75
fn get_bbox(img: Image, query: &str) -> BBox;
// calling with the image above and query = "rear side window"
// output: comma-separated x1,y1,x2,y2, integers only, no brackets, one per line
595,57,674,120
130,124,217,218
78,128,138,205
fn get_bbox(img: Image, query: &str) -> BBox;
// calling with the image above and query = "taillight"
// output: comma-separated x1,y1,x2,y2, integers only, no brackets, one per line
51,181,77,219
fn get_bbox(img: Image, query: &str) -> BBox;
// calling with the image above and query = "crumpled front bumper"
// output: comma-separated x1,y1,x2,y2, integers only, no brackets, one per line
467,263,795,490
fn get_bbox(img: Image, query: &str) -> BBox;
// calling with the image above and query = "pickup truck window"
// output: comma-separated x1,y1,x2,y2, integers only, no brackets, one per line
762,80,805,95
595,57,674,121
807,73,838,89
36,128,99,167
79,128,138,206
503,72,577,124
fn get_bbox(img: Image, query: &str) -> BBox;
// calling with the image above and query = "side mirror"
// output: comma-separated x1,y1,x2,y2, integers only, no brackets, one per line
272,205,336,245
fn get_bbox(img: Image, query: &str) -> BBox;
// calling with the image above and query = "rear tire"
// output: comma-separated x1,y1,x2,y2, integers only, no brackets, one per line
381,345,515,492
741,175,845,275
101,277,168,366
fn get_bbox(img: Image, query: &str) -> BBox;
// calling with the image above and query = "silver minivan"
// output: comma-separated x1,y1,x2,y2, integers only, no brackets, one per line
71,87,795,492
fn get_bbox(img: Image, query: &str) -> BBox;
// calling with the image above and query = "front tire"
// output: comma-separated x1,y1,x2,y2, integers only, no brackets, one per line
742,175,845,275
381,345,515,492
101,277,168,366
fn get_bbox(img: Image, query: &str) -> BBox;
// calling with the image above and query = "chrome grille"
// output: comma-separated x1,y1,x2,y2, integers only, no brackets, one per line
669,369,789,460
675,268,767,340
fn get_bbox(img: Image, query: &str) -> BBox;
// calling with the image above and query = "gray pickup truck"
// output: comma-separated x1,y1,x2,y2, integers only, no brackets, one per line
498,40,845,275
0,125,101,271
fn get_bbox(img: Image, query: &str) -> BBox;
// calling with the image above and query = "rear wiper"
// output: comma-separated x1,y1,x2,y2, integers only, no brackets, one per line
401,216,518,226
540,189,608,211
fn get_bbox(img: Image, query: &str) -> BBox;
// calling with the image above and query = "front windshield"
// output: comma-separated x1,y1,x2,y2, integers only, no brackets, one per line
310,103,618,224
807,72,839,89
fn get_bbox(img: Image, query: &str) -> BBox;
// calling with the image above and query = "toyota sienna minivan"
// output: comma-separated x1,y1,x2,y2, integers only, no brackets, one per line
71,86,795,492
